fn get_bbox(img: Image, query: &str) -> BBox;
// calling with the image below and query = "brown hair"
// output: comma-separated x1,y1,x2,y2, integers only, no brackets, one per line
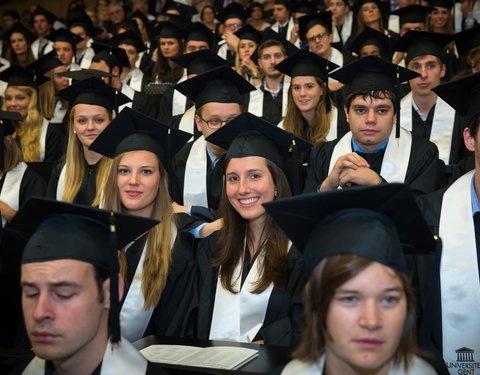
293,254,418,369
212,158,291,293
5,32,35,67
152,38,184,83
257,39,286,60
1,135,23,173
356,2,384,36
37,69,68,120
283,77,331,145
101,152,176,308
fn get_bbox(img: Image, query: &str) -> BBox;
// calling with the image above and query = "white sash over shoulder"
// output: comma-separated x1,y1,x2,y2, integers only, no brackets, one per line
400,92,455,164
173,72,188,116
183,136,209,208
439,170,480,374
0,161,27,226
56,164,66,200
178,106,196,137
39,118,49,161
248,76,290,118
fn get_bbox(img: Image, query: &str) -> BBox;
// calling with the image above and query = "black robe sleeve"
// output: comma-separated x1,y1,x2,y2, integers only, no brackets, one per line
46,162,64,200
303,140,338,193
44,123,66,163
19,168,47,206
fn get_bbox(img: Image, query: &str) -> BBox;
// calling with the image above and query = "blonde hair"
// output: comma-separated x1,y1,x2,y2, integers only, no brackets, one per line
101,152,176,308
1,135,23,173
2,86,43,162
61,105,112,204
283,77,331,145
37,70,69,120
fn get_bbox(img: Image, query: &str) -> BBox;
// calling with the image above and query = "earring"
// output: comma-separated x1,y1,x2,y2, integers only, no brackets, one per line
73,130,77,134
274,189,278,198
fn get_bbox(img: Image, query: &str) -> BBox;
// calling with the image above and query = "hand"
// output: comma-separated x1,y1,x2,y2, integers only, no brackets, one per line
171,201,188,214
461,0,475,17
328,82,344,91
320,153,370,191
338,166,382,187
0,200,17,223
289,24,299,44
224,32,239,51
199,218,224,238
392,52,406,65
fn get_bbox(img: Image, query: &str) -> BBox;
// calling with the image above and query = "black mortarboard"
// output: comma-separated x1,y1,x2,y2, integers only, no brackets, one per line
177,22,214,48
432,72,480,125
234,24,262,44
205,112,311,168
67,13,96,37
46,28,83,46
31,5,56,25
298,11,333,41
27,50,63,76
163,1,194,22
348,26,392,59
351,0,382,14
130,9,150,30
0,111,23,170
153,21,181,39
217,3,250,23
391,5,429,25
5,22,36,44
14,197,158,344
394,30,453,64
330,55,420,137
58,68,116,82
92,42,131,69
174,65,256,108
263,183,437,276
110,30,146,53
0,65,49,87
171,49,229,76
56,77,131,111
274,0,291,10
89,107,191,164
292,0,319,16
455,26,480,57
274,49,338,82
251,28,299,63
426,0,453,9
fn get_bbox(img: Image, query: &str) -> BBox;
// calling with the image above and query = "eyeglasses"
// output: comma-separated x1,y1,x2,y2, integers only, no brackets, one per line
225,23,240,29
307,32,330,43
199,117,233,128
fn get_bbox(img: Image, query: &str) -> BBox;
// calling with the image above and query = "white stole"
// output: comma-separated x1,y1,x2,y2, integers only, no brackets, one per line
51,101,67,123
217,41,228,60
328,48,344,84
79,47,95,69
209,246,279,342
400,92,456,164
328,127,412,184
388,14,400,34
178,106,196,139
332,12,353,44
56,164,67,200
183,136,209,208
247,76,290,118
0,161,27,226
439,170,480,374
172,72,188,116
39,118,49,161
120,225,178,342
22,337,148,375
271,18,295,40
128,69,144,92
120,84,135,111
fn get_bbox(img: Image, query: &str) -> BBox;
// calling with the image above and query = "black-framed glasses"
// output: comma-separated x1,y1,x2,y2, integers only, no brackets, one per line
199,117,232,128
307,32,329,43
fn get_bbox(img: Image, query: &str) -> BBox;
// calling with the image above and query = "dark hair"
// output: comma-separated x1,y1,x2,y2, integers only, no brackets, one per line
3,10,20,20
468,114,480,138
258,39,286,59
200,5,216,21
152,38,184,83
93,265,110,303
293,254,418,369
212,158,291,294
344,90,396,113
91,54,124,75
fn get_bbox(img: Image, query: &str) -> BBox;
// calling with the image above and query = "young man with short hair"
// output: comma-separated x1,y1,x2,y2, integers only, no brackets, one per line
328,0,353,46
270,0,295,41
31,6,55,59
216,3,249,65
304,56,445,195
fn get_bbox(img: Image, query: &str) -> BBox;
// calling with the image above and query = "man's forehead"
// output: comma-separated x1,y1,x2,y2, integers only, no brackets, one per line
22,259,94,280
351,95,393,106
306,24,328,36
261,46,284,56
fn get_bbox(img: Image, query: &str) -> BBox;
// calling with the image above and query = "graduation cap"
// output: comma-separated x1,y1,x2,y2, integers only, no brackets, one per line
432,72,480,125
390,5,429,26
174,65,256,108
274,49,338,82
351,0,382,14
130,9,150,30
217,3,250,23
27,50,63,76
171,49,229,76
163,1,194,22
0,65,49,87
0,111,23,170
4,22,36,44
274,0,291,11
251,28,299,63
110,30,146,53
298,11,333,41
67,12,98,38
13,196,158,344
153,21,181,39
92,42,131,69
426,0,453,9
58,68,117,82
46,28,84,47
455,26,480,57
176,22,214,48
330,55,420,137
234,24,263,44
292,0,319,16
348,26,392,59
31,5,56,25
263,183,437,276
394,30,453,64
56,77,131,112
206,112,311,194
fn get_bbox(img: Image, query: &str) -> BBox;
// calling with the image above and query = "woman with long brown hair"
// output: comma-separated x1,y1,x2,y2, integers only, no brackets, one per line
89,107,195,341
152,21,184,83
4,23,36,67
263,184,438,375
193,113,310,347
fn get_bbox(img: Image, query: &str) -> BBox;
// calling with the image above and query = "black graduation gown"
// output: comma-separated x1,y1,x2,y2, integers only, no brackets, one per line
16,122,66,164
303,134,446,195
192,233,306,347
46,161,100,206
121,226,196,338
409,104,470,166
166,114,202,140
156,85,194,124
130,90,157,119
0,167,47,208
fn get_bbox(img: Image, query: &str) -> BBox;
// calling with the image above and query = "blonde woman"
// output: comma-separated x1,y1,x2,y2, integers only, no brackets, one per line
46,77,131,205
89,107,195,342
0,65,65,163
